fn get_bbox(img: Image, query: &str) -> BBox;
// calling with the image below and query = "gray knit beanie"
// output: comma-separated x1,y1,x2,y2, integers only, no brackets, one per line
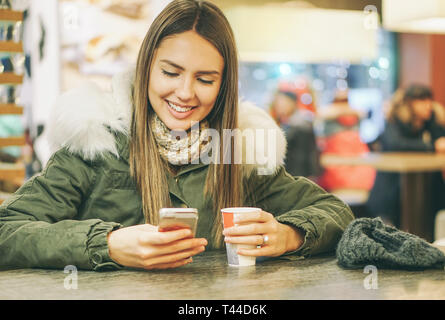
336,217,445,270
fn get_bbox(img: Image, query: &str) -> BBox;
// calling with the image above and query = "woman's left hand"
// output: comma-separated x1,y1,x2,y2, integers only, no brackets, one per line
222,210,305,257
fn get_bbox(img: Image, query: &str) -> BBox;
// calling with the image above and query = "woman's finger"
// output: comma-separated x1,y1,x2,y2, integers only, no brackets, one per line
236,246,277,257
223,222,269,236
151,237,208,256
138,228,192,245
233,210,273,224
142,245,205,267
224,234,264,246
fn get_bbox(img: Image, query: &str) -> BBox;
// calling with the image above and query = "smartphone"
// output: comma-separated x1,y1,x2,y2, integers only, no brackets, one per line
158,208,198,236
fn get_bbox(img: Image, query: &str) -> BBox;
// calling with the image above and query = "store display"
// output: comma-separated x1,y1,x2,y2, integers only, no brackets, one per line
106,2,147,19
59,0,154,90
0,84,20,103
0,6,26,201
0,0,11,10
0,53,25,73
0,20,22,41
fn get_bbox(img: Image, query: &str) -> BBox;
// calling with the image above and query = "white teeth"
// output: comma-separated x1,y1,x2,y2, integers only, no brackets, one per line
167,101,194,112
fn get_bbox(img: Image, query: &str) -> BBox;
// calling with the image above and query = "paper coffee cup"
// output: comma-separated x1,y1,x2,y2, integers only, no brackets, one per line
221,207,260,267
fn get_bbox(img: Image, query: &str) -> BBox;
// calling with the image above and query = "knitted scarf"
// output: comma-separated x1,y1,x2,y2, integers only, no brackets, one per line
151,114,212,165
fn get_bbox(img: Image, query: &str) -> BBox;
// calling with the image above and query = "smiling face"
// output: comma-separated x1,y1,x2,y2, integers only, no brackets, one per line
148,30,224,130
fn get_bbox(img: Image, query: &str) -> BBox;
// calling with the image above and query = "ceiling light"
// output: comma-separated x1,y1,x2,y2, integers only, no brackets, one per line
224,4,379,63
383,0,445,34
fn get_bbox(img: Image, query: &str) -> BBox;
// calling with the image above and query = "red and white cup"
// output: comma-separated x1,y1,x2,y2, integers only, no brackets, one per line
221,207,260,267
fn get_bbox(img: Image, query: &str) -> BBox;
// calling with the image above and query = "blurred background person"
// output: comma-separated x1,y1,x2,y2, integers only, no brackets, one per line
366,84,445,227
317,89,376,196
269,80,321,181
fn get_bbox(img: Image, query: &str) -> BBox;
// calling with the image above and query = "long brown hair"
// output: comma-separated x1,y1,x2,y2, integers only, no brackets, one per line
130,0,242,248
388,85,433,125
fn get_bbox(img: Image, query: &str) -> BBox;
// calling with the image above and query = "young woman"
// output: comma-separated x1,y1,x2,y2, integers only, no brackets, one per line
366,84,445,226
0,0,353,271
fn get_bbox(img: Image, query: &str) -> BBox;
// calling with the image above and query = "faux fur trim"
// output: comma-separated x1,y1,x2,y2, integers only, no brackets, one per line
45,69,287,173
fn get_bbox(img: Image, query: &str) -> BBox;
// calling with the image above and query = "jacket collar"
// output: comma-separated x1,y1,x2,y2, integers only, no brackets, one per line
45,68,287,174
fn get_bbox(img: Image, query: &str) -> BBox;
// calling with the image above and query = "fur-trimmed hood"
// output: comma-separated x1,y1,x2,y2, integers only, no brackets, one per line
42,69,287,174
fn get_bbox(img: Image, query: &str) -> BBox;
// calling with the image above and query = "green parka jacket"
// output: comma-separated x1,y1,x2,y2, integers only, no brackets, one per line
0,70,354,271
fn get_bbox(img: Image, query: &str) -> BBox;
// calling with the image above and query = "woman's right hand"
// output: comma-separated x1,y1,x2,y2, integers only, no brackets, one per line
107,224,207,270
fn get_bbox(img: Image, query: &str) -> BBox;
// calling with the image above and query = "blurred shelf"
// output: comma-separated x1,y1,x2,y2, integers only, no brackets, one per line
0,136,25,147
0,103,23,114
0,161,25,181
0,72,23,84
0,41,23,52
0,9,23,21
0,9,25,193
